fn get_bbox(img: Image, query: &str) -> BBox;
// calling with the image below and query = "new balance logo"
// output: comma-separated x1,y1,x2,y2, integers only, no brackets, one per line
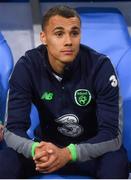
41,92,54,101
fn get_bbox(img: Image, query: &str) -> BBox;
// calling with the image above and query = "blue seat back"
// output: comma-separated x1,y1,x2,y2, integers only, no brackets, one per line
27,104,39,139
0,32,14,122
76,7,131,162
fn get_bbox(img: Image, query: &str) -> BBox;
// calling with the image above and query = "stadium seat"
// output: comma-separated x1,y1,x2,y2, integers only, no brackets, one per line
0,32,14,123
76,7,131,163
27,104,40,139
28,7,131,178
0,32,14,149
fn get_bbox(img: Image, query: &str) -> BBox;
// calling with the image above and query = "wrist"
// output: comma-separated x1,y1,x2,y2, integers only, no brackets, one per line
31,142,39,157
66,144,77,162
64,147,72,162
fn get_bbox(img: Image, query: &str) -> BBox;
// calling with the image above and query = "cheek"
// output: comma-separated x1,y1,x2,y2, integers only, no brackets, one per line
47,37,61,46
75,38,81,45
47,38,62,51
74,39,80,49
47,43,60,57
76,40,81,52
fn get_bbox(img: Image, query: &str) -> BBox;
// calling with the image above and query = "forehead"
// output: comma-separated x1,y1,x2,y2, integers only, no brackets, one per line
45,15,80,31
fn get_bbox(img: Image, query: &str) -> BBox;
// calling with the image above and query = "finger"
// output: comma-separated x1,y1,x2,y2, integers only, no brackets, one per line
35,155,49,164
33,150,47,160
36,156,58,170
36,154,57,170
34,149,54,165
34,148,54,161
44,164,59,173
47,149,54,154
37,161,60,173
36,141,46,148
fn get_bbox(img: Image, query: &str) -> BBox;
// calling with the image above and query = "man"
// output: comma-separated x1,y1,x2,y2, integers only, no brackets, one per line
0,5,129,178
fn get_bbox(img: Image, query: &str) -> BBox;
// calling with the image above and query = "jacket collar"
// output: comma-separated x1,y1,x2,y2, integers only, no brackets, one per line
38,44,80,80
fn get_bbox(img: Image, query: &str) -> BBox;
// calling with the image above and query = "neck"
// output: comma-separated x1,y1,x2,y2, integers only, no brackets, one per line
50,59,66,74
48,56,66,75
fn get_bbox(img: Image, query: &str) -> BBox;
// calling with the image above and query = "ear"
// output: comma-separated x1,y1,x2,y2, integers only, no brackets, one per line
40,31,47,45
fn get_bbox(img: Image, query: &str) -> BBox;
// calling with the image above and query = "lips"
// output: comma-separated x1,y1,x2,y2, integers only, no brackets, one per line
61,50,74,55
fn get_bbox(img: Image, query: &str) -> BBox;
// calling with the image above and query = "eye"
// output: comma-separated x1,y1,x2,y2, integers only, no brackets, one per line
55,31,64,38
71,31,80,37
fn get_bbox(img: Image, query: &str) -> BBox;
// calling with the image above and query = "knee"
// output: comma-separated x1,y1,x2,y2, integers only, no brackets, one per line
0,148,22,178
97,147,129,179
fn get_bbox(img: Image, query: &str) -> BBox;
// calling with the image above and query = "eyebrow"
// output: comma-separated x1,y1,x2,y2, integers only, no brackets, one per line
53,26,80,32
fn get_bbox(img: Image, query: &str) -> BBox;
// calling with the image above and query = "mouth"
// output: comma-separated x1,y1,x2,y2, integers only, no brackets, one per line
61,50,74,55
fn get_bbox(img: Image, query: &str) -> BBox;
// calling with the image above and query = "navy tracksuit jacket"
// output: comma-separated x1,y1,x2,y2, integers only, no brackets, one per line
4,44,122,161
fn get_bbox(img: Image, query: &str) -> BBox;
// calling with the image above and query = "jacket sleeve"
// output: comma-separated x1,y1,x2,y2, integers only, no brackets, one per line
4,57,34,158
76,56,122,162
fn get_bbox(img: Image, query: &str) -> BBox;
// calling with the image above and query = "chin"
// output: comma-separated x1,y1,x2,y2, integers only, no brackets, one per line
62,56,76,63
62,59,74,64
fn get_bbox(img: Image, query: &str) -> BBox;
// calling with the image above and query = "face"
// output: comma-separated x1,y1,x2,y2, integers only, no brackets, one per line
40,15,81,73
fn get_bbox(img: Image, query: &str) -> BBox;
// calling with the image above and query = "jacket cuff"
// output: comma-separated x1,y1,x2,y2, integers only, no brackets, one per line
67,143,77,162
31,142,39,157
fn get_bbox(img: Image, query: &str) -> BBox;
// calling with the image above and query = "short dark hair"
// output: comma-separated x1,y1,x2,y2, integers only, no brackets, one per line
41,5,81,31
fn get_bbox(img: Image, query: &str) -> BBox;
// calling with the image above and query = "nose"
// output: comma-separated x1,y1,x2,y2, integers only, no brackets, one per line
64,34,72,46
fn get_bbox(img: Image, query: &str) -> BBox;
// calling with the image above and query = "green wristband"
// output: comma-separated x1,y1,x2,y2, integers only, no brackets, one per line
31,142,39,157
67,144,77,162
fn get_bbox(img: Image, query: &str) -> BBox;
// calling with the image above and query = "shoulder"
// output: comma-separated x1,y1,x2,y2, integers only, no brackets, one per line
79,44,112,69
25,44,46,59
80,44,109,61
11,45,47,81
18,44,46,65
14,45,47,72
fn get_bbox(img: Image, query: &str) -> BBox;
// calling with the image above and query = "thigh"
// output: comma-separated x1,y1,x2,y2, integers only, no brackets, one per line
54,159,98,178
0,147,37,178
96,146,129,179
69,146,129,178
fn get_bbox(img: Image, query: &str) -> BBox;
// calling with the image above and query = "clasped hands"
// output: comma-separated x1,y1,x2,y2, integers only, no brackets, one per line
33,141,72,173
